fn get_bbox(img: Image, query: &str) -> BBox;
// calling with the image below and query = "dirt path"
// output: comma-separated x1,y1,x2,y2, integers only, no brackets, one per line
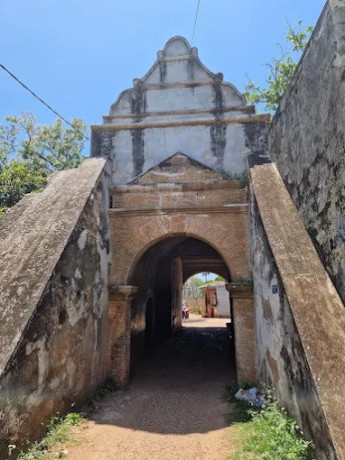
67,317,236,460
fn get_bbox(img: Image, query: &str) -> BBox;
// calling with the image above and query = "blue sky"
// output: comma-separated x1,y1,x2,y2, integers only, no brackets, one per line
1,0,325,152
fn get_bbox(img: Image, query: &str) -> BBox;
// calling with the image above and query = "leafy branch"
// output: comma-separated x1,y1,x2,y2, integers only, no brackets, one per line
244,21,313,111
0,112,88,208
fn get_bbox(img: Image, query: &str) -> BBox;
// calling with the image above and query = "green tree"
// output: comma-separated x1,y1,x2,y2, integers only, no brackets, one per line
244,21,313,111
202,271,210,283
0,112,87,210
214,275,224,281
184,275,205,299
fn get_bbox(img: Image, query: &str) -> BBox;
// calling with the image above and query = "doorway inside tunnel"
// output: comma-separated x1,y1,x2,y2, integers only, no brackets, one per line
127,236,235,377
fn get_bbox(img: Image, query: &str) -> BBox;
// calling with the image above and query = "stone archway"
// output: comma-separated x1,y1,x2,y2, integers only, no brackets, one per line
107,153,256,386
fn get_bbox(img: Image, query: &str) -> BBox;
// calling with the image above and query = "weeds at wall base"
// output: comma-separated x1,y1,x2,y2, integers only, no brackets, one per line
225,383,315,460
11,376,118,460
8,412,84,460
84,376,118,412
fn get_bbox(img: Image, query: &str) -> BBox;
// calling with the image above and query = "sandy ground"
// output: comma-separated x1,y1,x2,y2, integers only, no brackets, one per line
66,316,236,460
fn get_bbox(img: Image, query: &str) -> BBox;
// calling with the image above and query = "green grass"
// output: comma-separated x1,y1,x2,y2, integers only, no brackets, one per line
12,412,84,460
0,207,8,219
225,385,315,460
11,377,118,459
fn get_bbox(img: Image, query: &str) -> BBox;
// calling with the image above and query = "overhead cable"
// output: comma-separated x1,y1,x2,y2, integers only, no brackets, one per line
0,63,89,139
191,0,201,44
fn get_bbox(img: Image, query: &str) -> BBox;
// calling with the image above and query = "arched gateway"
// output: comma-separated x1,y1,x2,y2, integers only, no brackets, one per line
91,36,269,387
107,152,256,386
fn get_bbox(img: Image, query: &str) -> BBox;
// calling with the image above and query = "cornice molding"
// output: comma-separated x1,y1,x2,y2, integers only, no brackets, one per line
109,203,249,216
92,113,270,132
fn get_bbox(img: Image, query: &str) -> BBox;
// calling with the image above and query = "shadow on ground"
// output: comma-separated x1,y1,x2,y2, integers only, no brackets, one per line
87,323,236,435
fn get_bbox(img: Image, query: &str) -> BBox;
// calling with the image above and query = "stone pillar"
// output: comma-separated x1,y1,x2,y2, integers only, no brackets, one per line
226,283,257,384
108,285,138,388
171,257,183,331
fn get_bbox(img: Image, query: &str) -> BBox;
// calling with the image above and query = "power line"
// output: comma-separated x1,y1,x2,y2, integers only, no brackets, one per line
0,63,89,140
191,0,201,44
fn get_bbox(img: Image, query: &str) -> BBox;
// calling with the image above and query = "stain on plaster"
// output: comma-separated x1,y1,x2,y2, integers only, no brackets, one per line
159,59,167,83
210,124,226,168
131,80,146,118
131,129,145,176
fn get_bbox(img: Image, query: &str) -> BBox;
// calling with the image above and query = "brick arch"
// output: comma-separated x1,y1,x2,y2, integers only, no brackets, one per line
126,232,232,285
109,209,250,286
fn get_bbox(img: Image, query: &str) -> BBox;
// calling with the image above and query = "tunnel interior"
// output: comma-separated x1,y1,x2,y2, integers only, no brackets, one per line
128,236,232,373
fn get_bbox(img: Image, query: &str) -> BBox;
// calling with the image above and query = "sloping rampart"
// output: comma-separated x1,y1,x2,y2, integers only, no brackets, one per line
0,158,106,376
251,162,345,459
0,158,110,455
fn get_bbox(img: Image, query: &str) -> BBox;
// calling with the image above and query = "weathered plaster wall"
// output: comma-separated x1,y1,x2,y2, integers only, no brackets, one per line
91,36,269,184
269,1,345,303
251,200,335,459
0,161,110,456
251,162,345,459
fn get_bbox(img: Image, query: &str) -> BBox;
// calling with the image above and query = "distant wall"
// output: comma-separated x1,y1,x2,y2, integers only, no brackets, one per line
0,162,110,457
215,285,230,317
269,1,345,303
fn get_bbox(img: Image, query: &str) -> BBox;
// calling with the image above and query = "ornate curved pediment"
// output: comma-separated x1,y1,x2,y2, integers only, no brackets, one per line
107,36,245,122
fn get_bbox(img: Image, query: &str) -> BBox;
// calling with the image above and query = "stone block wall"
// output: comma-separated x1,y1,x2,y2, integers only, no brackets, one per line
0,161,110,457
227,284,257,383
269,1,345,304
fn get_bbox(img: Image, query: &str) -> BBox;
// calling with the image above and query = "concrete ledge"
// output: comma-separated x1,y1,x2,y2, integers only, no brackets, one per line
110,181,243,193
103,104,256,122
226,282,253,299
92,113,270,131
109,204,249,216
108,285,138,298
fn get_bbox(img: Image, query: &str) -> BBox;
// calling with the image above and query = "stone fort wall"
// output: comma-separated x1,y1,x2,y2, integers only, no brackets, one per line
0,160,110,457
250,162,345,459
269,1,345,305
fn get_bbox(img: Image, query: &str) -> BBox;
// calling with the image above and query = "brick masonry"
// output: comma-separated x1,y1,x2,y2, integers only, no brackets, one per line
226,284,256,383
108,286,138,387
108,153,256,385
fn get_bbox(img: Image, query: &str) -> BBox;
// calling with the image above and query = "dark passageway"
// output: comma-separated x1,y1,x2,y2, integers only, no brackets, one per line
128,235,233,375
